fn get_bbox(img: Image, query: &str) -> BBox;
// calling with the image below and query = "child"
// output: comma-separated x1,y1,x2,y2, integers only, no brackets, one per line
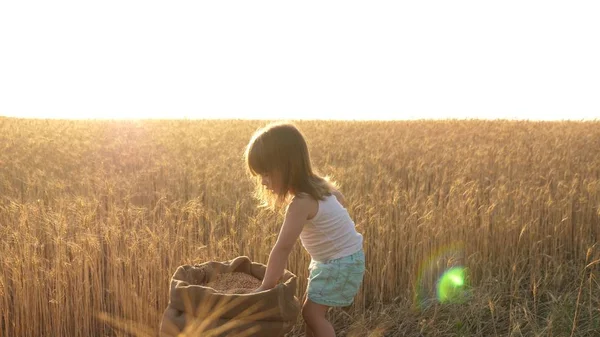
244,122,365,337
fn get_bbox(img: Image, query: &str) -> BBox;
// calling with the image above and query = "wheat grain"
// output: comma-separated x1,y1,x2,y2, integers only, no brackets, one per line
205,272,262,294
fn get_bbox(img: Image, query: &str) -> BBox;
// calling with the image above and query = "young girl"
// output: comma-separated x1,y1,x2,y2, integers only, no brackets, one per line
244,122,365,337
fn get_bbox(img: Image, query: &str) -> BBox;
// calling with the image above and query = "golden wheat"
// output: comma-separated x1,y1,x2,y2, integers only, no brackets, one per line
0,118,598,336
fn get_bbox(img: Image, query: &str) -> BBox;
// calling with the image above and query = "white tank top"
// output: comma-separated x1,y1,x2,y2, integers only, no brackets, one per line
299,194,363,262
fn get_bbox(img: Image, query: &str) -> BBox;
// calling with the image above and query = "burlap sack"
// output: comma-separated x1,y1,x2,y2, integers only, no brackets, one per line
159,256,301,337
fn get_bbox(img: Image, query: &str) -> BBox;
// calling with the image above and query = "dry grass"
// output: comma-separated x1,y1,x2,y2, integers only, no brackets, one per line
0,117,599,336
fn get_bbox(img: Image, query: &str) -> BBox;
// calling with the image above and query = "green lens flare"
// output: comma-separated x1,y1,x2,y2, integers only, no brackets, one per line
436,267,467,303
413,243,471,310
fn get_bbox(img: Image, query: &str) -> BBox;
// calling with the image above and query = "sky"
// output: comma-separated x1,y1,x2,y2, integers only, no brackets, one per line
0,1,598,121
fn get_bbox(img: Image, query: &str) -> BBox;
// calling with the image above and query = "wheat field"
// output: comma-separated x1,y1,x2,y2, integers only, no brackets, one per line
0,117,599,336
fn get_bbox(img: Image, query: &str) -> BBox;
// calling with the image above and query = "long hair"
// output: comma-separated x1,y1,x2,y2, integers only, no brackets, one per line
243,122,338,210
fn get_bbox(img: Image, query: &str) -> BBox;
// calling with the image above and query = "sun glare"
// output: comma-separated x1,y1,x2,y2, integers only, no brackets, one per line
1,2,598,121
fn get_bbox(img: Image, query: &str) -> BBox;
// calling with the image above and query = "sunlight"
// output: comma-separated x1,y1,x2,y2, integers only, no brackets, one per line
1,1,598,121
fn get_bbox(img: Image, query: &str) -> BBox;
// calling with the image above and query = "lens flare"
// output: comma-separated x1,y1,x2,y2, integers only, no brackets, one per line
414,242,471,310
437,266,467,303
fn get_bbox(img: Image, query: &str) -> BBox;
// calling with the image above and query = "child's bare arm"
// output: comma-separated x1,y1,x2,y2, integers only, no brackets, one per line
257,197,311,290
332,189,347,207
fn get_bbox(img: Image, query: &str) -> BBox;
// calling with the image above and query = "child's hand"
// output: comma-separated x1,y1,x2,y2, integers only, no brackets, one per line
253,284,272,293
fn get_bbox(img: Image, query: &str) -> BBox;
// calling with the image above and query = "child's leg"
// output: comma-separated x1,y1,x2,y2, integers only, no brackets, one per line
301,293,315,337
304,324,314,337
302,298,335,337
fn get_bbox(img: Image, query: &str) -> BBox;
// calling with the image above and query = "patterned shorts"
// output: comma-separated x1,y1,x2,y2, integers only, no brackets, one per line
307,249,365,307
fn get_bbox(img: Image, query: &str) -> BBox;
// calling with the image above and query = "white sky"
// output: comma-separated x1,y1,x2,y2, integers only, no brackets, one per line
1,1,598,121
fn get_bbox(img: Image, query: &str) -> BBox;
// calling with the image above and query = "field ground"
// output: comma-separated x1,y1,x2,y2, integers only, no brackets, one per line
1,118,599,336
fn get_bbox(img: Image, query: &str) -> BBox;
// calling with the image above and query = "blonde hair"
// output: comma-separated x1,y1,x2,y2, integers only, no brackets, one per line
243,122,338,210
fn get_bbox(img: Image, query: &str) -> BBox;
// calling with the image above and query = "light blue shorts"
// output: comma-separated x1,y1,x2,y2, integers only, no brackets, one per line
307,249,365,307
